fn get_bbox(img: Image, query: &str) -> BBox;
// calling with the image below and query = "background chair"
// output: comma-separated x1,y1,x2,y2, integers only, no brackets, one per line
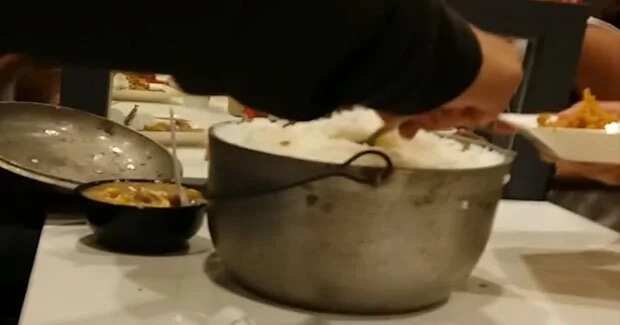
447,0,589,200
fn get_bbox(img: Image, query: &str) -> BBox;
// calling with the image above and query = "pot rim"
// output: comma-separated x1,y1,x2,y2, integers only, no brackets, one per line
209,120,516,173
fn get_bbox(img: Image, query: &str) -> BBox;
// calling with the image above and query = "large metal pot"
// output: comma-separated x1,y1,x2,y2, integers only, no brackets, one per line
207,123,514,314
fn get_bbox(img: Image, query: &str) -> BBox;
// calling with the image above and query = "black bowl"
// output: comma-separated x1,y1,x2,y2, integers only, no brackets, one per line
76,180,206,254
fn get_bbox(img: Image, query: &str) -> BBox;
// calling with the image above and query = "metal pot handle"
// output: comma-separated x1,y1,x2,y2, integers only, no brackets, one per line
336,150,394,185
205,150,394,201
285,149,394,188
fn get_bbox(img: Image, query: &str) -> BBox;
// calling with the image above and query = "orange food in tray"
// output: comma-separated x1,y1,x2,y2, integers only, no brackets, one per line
537,89,620,129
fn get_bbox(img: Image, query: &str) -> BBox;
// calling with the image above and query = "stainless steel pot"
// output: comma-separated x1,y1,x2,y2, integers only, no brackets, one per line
207,123,514,314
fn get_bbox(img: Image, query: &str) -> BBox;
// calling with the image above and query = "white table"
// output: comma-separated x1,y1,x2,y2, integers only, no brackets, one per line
19,201,620,325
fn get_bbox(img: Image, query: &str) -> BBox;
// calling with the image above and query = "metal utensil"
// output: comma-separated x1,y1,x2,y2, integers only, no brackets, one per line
361,125,394,146
169,108,189,206
123,104,139,126
365,125,493,146
360,115,409,145
0,102,175,190
206,122,515,313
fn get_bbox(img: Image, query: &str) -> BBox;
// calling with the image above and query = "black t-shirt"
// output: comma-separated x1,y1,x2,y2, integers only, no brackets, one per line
600,1,620,27
1,0,481,120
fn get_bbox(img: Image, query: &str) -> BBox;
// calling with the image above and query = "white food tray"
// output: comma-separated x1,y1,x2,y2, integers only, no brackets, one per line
500,113,620,164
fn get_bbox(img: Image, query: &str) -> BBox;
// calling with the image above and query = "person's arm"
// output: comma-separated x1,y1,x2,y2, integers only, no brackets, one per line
1,1,520,122
395,26,522,136
575,24,620,100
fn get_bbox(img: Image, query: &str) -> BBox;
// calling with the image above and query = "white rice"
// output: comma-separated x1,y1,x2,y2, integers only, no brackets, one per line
215,108,505,169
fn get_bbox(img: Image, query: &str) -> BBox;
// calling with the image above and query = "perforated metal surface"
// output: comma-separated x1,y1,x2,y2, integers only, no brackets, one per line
0,102,175,189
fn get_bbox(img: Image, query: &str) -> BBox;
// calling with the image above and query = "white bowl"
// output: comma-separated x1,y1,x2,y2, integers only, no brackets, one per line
500,113,620,164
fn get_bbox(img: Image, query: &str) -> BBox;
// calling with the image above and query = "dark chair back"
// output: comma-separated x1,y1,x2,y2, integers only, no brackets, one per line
448,0,589,200
59,68,110,116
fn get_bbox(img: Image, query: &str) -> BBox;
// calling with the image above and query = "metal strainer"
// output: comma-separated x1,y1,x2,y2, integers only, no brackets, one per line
0,102,175,190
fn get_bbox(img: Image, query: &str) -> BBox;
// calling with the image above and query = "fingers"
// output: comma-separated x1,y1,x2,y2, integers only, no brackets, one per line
375,27,522,139
382,106,500,138
376,112,408,131
484,120,516,135
397,111,448,138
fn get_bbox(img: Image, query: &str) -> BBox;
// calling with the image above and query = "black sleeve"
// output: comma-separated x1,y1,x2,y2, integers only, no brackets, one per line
1,0,481,121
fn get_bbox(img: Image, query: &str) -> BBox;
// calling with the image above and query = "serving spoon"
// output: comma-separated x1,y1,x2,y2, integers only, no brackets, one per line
361,114,411,146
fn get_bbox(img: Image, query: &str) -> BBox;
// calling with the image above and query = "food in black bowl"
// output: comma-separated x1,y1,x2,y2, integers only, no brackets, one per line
76,180,207,254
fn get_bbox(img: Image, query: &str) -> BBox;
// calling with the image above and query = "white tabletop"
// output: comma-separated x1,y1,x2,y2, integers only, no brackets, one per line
19,201,620,325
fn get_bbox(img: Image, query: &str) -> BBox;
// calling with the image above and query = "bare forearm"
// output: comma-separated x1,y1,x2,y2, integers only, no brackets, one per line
576,25,620,100
1,1,484,121
444,27,523,117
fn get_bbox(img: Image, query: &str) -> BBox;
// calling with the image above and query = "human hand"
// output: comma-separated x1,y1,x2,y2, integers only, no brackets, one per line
380,27,522,138
380,106,500,138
